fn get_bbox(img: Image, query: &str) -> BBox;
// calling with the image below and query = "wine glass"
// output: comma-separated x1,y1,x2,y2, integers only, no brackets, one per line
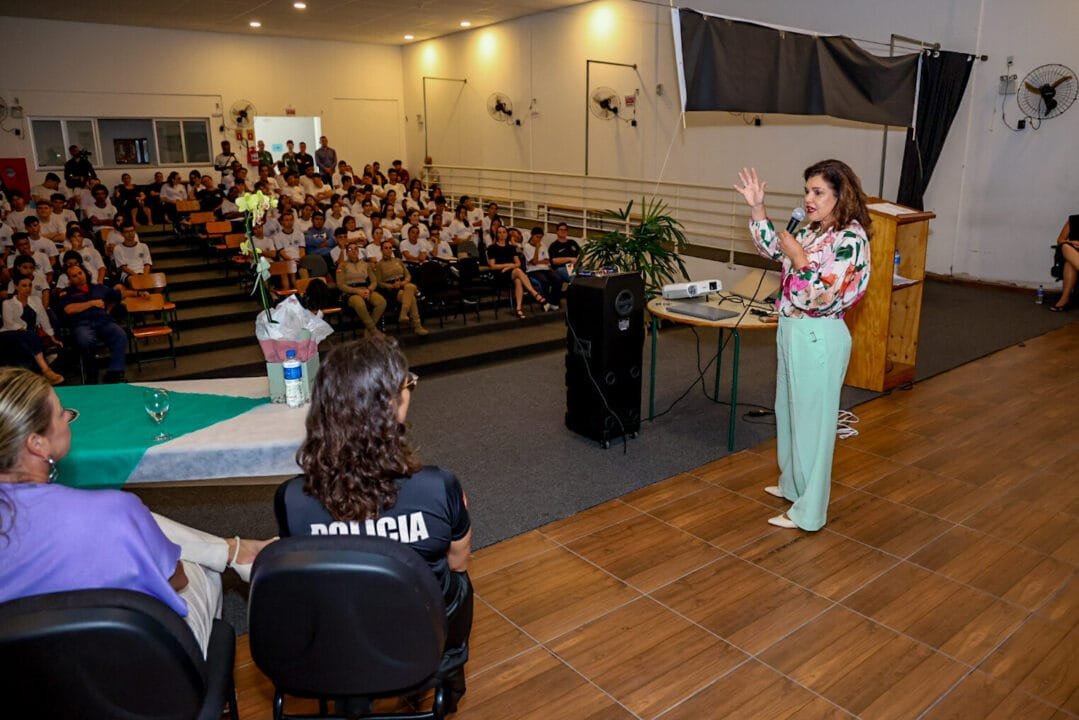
143,388,171,442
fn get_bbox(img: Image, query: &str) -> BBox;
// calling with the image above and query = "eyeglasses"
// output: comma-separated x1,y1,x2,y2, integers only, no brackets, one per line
62,408,80,423
403,372,419,392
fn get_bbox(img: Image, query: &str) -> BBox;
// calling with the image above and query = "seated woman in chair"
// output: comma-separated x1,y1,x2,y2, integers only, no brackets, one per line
1052,215,1079,312
0,367,273,656
487,224,547,318
276,336,472,706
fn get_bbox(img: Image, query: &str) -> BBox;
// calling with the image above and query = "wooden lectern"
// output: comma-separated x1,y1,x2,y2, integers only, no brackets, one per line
844,201,935,392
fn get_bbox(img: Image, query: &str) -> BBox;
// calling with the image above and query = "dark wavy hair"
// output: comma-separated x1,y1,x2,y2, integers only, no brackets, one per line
803,159,872,238
297,336,420,521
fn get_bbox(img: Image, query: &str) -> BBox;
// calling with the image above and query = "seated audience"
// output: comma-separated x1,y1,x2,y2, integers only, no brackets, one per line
548,222,581,283
400,225,430,265
54,263,129,383
31,173,68,205
522,227,561,310
487,225,546,318
336,240,386,336
1,274,63,384
375,240,428,336
1052,215,1078,312
0,367,275,656
277,336,471,708
111,224,154,282
7,235,53,285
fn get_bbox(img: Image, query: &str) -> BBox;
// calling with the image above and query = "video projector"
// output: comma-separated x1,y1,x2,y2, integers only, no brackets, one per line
661,279,722,300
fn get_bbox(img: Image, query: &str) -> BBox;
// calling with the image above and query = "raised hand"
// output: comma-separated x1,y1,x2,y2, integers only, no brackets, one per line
735,167,767,208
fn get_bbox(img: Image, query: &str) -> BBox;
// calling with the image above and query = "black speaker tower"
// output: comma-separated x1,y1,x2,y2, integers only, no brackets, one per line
564,272,644,447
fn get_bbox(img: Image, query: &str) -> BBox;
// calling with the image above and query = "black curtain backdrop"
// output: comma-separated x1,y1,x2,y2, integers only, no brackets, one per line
678,9,920,126
897,51,974,209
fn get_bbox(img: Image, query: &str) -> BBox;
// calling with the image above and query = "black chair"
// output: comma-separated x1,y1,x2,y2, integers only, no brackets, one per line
415,260,473,327
0,588,238,720
247,535,456,720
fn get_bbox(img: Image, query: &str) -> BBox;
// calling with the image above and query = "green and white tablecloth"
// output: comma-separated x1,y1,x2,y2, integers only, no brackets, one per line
54,378,306,488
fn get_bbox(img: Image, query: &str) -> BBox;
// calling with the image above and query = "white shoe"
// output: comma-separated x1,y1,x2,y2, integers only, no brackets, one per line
767,514,799,529
764,486,785,499
545,303,558,312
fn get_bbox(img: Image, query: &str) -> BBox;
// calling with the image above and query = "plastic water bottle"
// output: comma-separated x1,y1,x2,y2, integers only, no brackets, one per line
1036,285,1044,305
283,350,304,408
893,249,901,276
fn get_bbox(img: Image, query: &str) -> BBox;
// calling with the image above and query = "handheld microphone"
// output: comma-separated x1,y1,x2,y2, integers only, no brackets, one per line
786,207,806,234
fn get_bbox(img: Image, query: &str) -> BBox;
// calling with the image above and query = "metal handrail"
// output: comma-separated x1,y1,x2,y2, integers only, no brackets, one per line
431,164,801,262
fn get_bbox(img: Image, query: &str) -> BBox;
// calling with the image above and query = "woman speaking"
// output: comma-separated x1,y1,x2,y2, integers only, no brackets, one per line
735,160,871,531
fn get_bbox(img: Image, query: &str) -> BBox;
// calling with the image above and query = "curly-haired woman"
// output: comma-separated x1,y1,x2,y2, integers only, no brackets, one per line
275,336,472,706
735,160,872,531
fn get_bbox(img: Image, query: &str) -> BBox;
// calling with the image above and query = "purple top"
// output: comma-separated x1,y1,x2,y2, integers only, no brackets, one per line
0,483,186,617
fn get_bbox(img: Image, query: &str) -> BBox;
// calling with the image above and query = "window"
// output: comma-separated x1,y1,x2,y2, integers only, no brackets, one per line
30,116,213,169
156,119,211,164
31,120,65,167
99,119,156,165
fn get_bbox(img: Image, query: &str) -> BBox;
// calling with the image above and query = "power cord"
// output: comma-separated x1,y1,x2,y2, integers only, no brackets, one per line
837,410,860,439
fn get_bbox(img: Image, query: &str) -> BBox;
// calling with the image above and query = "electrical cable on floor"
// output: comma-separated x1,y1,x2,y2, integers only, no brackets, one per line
837,410,860,439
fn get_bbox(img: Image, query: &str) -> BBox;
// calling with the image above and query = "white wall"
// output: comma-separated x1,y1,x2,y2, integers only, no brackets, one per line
0,17,405,190
402,0,1079,287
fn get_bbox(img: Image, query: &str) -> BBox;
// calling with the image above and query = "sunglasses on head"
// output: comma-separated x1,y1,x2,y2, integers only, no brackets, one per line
403,372,419,392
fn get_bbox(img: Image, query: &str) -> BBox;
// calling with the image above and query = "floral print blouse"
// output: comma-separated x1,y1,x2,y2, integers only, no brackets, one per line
750,218,871,319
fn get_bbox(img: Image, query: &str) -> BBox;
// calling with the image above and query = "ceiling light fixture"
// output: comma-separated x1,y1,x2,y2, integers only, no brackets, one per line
404,34,415,40
459,21,471,27
293,2,306,8
249,20,262,28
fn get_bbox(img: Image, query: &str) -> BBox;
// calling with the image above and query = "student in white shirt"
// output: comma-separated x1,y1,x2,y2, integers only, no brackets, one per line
272,212,305,291
7,235,53,283
365,227,388,261
49,195,79,227
294,205,314,234
324,200,350,232
446,206,475,247
403,210,430,241
23,218,59,266
62,229,106,285
399,225,430,264
4,193,33,233
281,173,306,205
382,206,402,237
83,185,119,236
481,202,501,236
430,227,455,261
462,196,483,230
112,225,154,280
1,273,64,385
6,253,51,307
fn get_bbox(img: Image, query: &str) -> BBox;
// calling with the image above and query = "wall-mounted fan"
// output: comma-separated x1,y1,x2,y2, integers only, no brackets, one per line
228,99,258,129
1017,64,1076,120
486,92,514,123
589,87,621,120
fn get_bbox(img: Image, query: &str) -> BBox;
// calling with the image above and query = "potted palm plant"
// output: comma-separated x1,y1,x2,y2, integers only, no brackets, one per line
576,197,690,298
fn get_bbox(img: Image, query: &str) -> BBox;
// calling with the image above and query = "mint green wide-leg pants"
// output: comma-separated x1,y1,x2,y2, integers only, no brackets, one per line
774,316,851,531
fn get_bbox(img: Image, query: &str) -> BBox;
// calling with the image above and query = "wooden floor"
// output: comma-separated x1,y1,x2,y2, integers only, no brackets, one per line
234,322,1079,720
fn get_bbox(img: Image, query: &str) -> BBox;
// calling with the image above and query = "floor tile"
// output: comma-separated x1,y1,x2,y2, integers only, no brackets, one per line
549,597,746,719
565,513,723,592
861,465,996,522
826,490,953,557
453,647,636,720
759,606,968,719
962,496,1079,565
1036,576,1079,628
842,562,1027,665
470,531,560,579
475,547,640,642
909,526,1073,610
537,500,643,544
829,444,906,488
922,670,1070,720
689,450,772,485
999,469,1079,517
657,659,852,719
652,554,833,655
467,598,539,675
981,616,1079,713
736,529,898,601
649,485,779,551
620,473,712,513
